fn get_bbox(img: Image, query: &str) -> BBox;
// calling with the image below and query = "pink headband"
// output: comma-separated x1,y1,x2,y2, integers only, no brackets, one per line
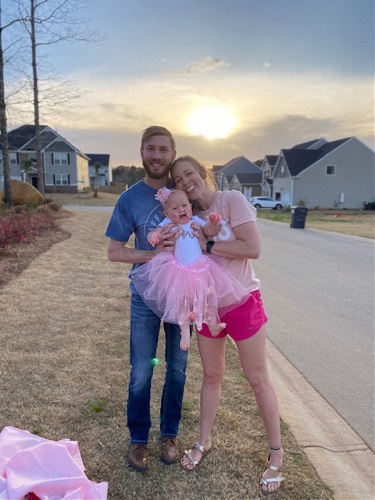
155,187,171,203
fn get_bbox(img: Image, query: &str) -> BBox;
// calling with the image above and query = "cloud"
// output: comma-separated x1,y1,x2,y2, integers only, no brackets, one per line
262,62,272,68
9,67,373,167
167,56,229,76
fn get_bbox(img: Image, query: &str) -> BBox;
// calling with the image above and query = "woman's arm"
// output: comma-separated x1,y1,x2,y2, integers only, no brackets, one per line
208,221,261,260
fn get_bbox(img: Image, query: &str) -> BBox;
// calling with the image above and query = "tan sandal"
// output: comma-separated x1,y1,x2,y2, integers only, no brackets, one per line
181,442,211,471
260,451,284,495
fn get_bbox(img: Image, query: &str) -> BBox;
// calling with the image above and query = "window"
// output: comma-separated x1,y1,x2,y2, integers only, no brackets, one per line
55,173,69,185
0,154,18,164
28,153,37,162
52,153,70,165
326,165,335,175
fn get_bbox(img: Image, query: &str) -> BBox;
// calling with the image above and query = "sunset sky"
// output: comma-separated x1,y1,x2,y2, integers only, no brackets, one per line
6,0,374,168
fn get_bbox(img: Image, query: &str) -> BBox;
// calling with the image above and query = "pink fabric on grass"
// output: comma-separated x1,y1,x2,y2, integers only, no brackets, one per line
0,426,107,500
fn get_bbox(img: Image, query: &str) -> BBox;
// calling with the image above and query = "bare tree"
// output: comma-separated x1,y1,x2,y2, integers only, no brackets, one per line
16,0,101,196
0,1,25,205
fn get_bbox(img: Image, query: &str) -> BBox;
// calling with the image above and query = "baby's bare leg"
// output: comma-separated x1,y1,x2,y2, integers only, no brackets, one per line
208,322,226,337
180,323,191,350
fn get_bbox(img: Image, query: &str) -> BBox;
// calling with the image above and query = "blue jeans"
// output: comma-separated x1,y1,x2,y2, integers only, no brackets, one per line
127,293,188,444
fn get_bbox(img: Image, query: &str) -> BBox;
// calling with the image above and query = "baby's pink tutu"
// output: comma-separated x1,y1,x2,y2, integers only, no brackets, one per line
131,252,249,330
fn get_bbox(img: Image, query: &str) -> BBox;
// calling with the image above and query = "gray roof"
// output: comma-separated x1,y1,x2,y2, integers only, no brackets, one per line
265,155,278,165
291,139,324,150
217,156,262,175
6,125,49,150
221,156,262,183
87,153,110,166
282,138,352,176
3,124,89,159
215,156,263,184
235,172,262,184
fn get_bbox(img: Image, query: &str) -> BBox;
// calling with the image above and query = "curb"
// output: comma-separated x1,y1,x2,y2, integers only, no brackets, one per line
267,340,374,499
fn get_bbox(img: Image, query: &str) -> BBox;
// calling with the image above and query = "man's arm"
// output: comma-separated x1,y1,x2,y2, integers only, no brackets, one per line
107,239,156,264
107,225,180,264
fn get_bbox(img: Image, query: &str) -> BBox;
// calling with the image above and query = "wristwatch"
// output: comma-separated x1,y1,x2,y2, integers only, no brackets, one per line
206,240,215,254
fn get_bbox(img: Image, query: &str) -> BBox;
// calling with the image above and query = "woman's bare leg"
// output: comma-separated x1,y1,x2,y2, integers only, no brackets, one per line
236,325,283,493
181,334,226,468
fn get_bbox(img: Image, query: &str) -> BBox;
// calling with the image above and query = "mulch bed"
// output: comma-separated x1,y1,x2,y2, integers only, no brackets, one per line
0,212,72,289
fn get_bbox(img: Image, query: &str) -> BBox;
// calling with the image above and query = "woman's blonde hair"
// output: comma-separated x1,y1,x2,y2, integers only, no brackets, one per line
171,156,218,192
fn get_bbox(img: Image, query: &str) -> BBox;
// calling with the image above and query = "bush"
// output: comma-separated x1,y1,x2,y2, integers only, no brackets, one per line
0,206,58,254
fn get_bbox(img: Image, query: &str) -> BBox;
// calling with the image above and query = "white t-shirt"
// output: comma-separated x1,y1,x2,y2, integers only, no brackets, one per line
159,215,206,266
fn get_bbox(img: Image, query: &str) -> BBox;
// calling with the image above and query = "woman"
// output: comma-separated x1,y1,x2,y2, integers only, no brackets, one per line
171,156,284,495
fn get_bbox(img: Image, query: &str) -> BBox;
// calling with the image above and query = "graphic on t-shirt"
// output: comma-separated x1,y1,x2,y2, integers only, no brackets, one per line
215,221,231,242
142,206,164,249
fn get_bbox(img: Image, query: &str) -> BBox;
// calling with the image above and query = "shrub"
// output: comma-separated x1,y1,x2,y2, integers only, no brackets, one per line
46,200,62,212
0,206,58,254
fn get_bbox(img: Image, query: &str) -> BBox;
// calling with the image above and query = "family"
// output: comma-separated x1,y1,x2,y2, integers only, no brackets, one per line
105,126,284,495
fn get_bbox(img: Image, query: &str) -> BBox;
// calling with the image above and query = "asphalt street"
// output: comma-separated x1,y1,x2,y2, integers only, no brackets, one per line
255,218,375,452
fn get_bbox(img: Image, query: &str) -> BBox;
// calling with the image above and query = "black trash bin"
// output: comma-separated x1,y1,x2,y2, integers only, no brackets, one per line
290,206,308,228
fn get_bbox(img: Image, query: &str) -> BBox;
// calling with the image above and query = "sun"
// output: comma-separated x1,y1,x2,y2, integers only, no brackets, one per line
187,106,236,139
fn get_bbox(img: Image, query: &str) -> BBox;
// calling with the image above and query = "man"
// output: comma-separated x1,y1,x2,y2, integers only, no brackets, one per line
105,126,188,471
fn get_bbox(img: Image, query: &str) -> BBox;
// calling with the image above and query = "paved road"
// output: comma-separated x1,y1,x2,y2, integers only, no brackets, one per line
255,219,375,451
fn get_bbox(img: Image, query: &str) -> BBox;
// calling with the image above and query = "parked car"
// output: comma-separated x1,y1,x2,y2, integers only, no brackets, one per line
250,196,283,210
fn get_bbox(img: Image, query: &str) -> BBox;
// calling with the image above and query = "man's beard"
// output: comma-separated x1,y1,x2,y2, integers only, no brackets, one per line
143,160,171,179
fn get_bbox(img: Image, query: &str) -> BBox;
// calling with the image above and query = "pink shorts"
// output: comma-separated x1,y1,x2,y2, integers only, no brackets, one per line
198,290,268,341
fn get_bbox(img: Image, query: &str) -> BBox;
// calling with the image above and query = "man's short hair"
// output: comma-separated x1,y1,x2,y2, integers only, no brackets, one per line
141,126,176,151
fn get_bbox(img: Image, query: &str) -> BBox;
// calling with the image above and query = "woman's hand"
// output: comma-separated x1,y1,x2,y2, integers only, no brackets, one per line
190,221,207,251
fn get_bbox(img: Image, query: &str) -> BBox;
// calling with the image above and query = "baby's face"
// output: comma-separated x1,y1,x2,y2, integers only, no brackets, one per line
164,191,192,225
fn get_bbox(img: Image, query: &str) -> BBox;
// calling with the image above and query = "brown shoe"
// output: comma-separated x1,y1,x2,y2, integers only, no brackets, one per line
159,437,179,464
128,443,149,471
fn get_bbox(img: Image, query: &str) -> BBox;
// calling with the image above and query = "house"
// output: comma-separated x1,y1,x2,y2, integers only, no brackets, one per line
272,137,375,209
0,125,90,193
86,153,111,188
213,156,263,200
260,154,278,197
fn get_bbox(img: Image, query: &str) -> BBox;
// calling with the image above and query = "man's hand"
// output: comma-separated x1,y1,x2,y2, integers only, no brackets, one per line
155,223,182,254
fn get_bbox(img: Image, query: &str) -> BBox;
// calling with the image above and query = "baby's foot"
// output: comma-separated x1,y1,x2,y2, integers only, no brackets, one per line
180,334,190,350
208,322,226,337
180,327,191,350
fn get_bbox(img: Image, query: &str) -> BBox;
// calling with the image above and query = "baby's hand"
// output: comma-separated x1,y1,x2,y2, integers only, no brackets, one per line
208,212,222,223
148,232,161,246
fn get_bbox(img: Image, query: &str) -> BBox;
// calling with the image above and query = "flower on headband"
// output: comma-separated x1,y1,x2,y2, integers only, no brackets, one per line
155,187,171,203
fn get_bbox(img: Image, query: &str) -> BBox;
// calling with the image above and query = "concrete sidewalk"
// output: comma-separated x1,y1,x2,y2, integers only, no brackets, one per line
267,341,374,499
